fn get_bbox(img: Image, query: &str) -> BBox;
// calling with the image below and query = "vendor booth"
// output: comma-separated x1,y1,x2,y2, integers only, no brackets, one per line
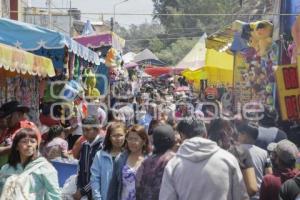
0,42,55,122
176,32,234,92
0,18,100,77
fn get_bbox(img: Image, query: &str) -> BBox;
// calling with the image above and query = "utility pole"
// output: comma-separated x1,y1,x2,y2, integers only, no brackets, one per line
69,0,72,36
112,0,129,31
47,0,52,29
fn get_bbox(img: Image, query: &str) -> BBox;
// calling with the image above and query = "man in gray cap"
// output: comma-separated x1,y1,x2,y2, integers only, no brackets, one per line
260,139,299,200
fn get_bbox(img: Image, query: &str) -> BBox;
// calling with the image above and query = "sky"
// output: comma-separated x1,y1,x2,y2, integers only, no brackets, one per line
29,0,154,26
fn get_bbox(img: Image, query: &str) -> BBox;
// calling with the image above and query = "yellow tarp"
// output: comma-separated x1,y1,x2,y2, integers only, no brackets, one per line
205,49,233,70
181,49,234,89
0,43,55,77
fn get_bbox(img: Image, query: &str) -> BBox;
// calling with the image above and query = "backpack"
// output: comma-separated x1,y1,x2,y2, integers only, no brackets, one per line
0,162,45,200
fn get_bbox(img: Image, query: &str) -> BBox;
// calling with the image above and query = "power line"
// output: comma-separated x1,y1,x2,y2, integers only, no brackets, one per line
11,10,300,16
125,36,201,42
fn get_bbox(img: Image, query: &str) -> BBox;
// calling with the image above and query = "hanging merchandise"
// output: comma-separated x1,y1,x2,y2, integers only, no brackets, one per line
58,80,84,102
249,21,274,57
291,16,300,63
232,20,274,57
83,68,101,99
230,20,278,112
105,48,122,68
0,43,55,123
73,56,81,80
0,75,40,122
94,63,109,96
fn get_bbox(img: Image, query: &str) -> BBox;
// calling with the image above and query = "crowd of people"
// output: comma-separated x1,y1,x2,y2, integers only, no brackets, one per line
0,75,299,200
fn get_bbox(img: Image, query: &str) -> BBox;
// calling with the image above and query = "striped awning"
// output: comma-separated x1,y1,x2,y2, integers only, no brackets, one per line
0,43,55,77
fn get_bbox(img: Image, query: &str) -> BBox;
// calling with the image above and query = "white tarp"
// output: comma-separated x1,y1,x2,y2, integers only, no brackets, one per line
175,33,207,71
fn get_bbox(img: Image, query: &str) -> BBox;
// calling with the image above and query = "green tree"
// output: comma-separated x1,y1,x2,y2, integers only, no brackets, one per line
157,38,198,65
149,37,164,52
114,22,165,53
114,0,268,65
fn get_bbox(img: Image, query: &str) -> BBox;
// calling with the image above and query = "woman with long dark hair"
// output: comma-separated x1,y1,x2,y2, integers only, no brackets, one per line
0,128,61,200
108,124,151,200
90,122,127,200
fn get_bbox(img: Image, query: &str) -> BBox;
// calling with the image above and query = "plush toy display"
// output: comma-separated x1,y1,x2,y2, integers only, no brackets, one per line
232,20,274,57
105,48,122,68
83,68,100,99
249,20,273,57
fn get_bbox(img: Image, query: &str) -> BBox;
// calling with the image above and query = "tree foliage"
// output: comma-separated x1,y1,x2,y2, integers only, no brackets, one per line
116,0,246,65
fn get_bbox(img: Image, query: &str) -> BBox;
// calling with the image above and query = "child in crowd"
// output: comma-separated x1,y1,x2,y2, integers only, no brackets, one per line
44,125,69,160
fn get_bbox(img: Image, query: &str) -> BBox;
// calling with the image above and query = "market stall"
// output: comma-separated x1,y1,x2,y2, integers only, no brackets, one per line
0,18,100,77
0,42,55,122
181,48,234,90
133,49,166,67
73,30,126,97
274,16,300,121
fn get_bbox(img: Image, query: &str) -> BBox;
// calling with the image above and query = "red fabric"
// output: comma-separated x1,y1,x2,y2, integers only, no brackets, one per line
39,114,60,127
144,67,172,77
259,168,299,200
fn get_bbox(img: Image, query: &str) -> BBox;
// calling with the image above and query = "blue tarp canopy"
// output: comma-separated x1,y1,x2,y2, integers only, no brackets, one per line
0,18,100,68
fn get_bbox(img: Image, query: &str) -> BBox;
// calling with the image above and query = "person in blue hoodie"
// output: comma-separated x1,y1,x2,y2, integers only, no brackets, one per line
90,122,127,200
73,117,104,200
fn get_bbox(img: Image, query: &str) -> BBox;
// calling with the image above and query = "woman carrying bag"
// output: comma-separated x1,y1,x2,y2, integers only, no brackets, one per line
0,128,61,200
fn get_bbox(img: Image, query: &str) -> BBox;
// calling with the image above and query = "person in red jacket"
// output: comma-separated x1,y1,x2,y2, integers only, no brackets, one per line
260,139,299,200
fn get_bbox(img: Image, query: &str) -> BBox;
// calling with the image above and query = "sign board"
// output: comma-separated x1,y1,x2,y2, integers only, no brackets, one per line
275,64,300,120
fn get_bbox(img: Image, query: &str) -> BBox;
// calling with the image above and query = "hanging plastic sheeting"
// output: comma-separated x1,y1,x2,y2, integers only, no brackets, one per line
175,33,207,71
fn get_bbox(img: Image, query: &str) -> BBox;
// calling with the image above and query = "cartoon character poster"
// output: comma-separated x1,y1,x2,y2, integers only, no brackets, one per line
232,22,280,112
233,53,252,112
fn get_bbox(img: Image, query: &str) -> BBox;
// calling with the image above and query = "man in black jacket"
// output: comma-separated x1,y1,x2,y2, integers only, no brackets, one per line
73,116,103,200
